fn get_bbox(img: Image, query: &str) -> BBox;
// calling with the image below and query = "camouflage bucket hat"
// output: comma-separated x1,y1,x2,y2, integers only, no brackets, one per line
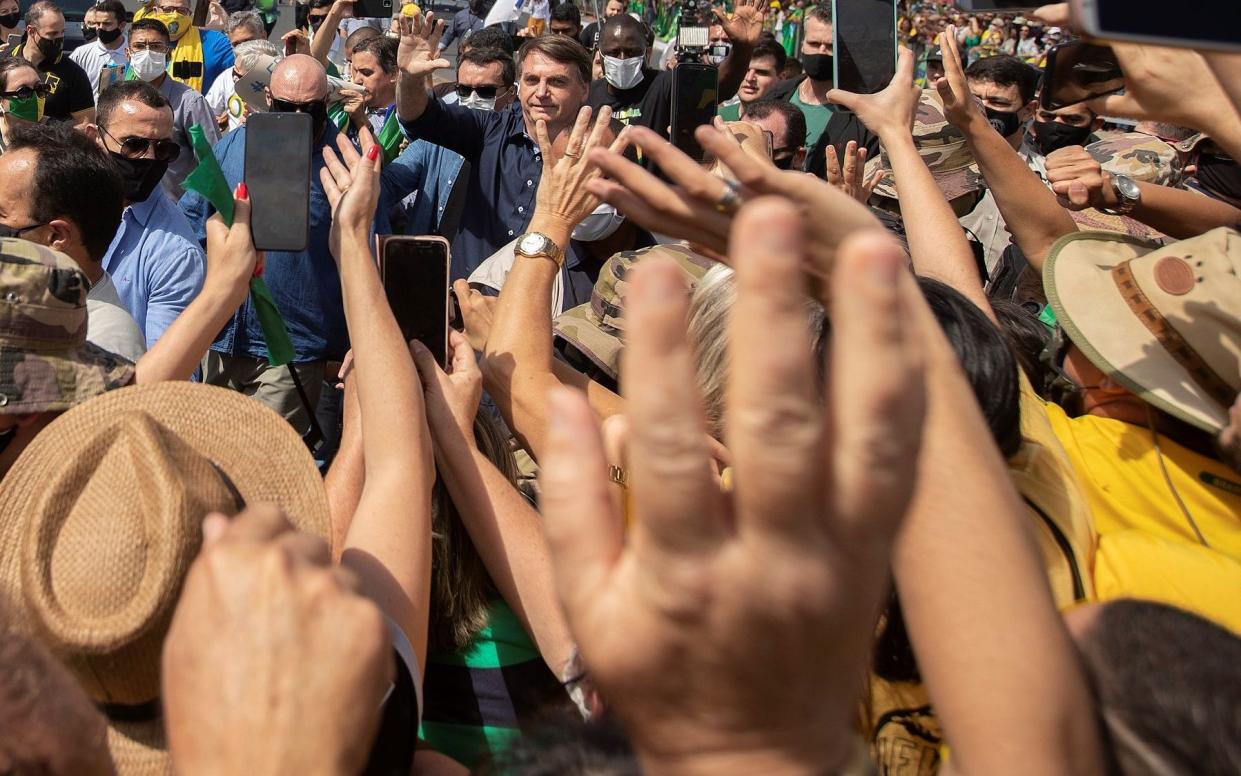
1086,132,1182,187
0,239,134,415
554,244,715,382
866,89,983,202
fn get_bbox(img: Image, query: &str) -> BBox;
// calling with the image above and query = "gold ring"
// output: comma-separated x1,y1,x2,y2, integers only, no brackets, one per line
714,179,743,215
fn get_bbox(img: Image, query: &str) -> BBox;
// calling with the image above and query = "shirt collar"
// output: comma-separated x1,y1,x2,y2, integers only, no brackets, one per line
126,190,162,227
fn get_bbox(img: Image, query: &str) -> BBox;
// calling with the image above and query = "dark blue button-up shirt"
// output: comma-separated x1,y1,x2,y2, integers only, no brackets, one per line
179,123,416,363
399,99,543,279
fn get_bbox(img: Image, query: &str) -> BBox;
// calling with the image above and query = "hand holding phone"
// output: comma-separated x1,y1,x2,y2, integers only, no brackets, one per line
380,236,451,368
832,0,897,103
1041,41,1124,111
244,112,312,252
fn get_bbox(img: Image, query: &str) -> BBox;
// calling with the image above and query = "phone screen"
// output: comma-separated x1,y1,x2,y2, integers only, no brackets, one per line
833,0,897,97
352,0,395,19
671,63,719,162
382,237,450,367
1093,0,1240,49
244,112,311,252
1042,42,1124,110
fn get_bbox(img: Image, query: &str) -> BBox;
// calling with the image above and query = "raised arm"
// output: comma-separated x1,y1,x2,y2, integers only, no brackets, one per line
481,106,617,460
412,334,578,679
134,186,258,384
323,131,435,667
309,0,356,66
394,11,450,125
936,27,1076,273
829,47,992,319
712,0,765,102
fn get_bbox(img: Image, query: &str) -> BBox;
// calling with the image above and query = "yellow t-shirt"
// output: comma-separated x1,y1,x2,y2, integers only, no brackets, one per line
1041,400,1241,630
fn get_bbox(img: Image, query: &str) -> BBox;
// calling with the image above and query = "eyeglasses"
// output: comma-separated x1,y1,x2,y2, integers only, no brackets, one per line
455,84,506,99
98,123,182,162
0,83,50,100
130,41,171,53
155,3,190,13
1037,323,1079,404
0,221,48,239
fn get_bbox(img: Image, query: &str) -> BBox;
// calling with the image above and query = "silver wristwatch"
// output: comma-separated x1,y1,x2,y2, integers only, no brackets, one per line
514,231,563,262
1102,173,1141,216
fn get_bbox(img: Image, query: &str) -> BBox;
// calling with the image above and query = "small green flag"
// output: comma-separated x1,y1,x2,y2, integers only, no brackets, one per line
376,110,405,165
328,101,350,133
182,123,295,367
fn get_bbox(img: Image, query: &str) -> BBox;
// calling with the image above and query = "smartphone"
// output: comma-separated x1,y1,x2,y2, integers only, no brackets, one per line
244,112,312,252
670,63,718,162
832,0,897,101
1072,0,1241,52
353,0,395,20
1040,41,1124,111
380,236,450,368
952,0,1057,9
6,33,19,48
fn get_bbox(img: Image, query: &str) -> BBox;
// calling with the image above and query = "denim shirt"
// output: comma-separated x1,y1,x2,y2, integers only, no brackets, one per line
179,123,410,363
399,99,543,279
102,189,207,349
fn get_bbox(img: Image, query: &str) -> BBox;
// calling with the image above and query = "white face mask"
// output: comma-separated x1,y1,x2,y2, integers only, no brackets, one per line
571,203,625,242
602,54,644,90
130,49,167,81
459,89,498,112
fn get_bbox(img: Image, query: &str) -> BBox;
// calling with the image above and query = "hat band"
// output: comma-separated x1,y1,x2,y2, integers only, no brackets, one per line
99,697,162,723
1112,262,1235,408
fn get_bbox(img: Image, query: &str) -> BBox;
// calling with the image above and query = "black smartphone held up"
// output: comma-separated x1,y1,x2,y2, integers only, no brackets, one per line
953,0,1058,10
670,63,719,163
244,112,312,252
1040,41,1124,111
353,0,395,20
380,236,451,368
1072,0,1241,52
832,0,897,103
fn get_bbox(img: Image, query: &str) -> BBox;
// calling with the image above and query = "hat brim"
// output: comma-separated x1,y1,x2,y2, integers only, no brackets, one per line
1044,231,1229,432
0,341,134,414
0,382,332,773
868,158,982,202
553,303,622,383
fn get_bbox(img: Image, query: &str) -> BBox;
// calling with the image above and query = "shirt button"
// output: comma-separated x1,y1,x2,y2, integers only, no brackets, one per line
518,206,524,213
526,180,533,187
508,230,514,236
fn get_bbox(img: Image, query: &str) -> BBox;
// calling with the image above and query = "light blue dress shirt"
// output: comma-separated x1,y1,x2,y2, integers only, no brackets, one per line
102,189,207,348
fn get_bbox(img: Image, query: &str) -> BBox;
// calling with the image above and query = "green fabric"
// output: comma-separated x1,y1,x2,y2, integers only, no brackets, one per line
5,94,40,122
717,101,741,121
376,110,404,165
428,600,541,669
419,722,522,770
328,101,349,132
182,124,294,367
790,89,833,148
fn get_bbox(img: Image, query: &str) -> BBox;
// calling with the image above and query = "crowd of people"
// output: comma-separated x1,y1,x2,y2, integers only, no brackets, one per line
0,0,1238,773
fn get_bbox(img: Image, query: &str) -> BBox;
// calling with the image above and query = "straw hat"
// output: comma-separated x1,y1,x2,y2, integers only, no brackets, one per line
1044,227,1241,433
0,382,331,774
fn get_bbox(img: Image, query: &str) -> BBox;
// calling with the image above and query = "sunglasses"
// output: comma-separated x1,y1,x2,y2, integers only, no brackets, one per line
271,97,327,116
98,123,182,162
0,83,50,100
0,220,47,239
1037,323,1079,404
455,84,505,99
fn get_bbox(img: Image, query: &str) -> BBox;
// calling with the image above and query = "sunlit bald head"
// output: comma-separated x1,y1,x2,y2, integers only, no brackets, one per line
269,54,329,103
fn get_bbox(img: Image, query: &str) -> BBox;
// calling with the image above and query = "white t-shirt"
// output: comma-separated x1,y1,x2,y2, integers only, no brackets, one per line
205,68,245,132
69,36,129,99
86,272,147,364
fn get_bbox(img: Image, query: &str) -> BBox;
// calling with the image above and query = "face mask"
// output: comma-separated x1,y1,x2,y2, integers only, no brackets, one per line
129,49,168,81
1193,152,1241,204
459,91,497,112
97,27,123,45
1032,119,1091,156
706,42,730,65
35,34,63,61
602,55,644,90
151,11,192,41
571,203,625,242
984,105,1021,138
0,12,20,28
801,52,833,82
3,93,44,123
83,26,98,41
108,151,169,203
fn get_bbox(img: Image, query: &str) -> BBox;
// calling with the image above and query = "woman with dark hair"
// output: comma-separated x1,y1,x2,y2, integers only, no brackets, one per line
0,58,46,152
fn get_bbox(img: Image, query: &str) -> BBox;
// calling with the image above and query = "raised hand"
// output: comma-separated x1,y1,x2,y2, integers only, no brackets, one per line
532,105,618,240
321,125,382,259
203,182,261,307
411,330,482,447
934,26,986,132
395,10,449,80
825,142,884,203
539,199,926,773
714,0,767,47
827,46,920,141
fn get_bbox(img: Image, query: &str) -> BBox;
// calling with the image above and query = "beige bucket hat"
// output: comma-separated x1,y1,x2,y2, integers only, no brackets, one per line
1044,227,1241,432
0,382,331,774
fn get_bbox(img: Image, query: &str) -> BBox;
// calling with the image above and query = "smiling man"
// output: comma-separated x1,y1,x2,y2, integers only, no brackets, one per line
395,21,604,277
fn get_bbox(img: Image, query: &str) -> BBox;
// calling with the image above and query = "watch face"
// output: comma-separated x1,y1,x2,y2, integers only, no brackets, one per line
1117,176,1140,199
519,234,543,254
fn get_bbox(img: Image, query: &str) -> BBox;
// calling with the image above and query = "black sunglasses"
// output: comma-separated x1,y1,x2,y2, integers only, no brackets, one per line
1037,323,1079,404
271,97,326,115
455,84,504,99
0,83,50,100
98,123,182,162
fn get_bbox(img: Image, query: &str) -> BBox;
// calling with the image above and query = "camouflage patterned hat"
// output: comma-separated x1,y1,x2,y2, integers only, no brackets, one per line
1086,132,1182,187
0,239,134,415
553,244,716,382
865,89,983,202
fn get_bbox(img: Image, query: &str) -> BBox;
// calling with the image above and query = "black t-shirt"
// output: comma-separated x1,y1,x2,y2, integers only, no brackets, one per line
3,42,94,122
586,68,672,139
579,21,601,50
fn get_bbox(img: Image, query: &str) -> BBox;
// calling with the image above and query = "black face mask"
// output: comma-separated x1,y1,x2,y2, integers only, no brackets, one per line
1032,119,1092,156
83,26,98,41
1193,152,1241,204
97,27,123,44
109,152,170,203
801,53,833,83
0,12,20,28
35,34,63,61
984,106,1021,139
